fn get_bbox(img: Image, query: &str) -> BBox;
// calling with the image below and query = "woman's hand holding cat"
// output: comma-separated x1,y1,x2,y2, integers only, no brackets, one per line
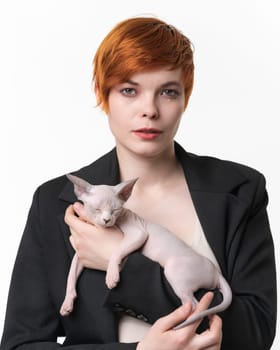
65,203,123,271
137,292,222,350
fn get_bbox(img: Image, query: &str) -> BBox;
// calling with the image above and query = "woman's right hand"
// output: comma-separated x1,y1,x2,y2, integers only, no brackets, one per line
64,203,124,271
137,292,222,350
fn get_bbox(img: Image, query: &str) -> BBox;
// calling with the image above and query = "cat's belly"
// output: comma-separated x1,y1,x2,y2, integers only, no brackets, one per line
141,222,195,265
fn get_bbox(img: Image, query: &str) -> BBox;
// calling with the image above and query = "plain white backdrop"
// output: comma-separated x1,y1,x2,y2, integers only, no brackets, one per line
0,0,279,348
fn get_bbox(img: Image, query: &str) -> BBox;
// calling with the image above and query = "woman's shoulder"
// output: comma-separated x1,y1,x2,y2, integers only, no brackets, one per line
176,143,264,181
189,151,264,180
35,148,118,203
176,144,266,204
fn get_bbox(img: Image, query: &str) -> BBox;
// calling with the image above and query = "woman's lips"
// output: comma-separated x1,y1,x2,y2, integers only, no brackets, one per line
133,128,163,140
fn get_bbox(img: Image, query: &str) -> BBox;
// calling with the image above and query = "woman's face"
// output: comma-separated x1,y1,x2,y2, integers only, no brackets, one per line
107,68,185,158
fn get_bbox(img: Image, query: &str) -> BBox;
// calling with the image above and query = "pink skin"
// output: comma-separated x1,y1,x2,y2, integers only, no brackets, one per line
60,176,232,329
65,205,223,349
106,68,185,159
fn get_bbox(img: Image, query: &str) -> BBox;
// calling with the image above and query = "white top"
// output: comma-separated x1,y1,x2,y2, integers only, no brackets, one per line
118,217,220,343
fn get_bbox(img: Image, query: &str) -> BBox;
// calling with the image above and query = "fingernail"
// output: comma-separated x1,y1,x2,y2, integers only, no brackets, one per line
73,202,82,211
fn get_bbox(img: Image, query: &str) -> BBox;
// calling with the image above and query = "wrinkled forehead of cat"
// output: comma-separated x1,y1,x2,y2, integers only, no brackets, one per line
67,174,138,203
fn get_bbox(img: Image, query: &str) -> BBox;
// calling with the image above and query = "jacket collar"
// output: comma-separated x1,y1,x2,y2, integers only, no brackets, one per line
59,148,120,204
174,142,248,193
59,142,248,203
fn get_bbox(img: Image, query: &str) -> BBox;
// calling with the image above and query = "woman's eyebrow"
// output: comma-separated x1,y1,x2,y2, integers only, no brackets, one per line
161,81,182,88
123,79,139,86
123,80,182,88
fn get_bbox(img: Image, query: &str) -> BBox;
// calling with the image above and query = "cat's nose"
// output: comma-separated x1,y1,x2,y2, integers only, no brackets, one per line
103,218,110,224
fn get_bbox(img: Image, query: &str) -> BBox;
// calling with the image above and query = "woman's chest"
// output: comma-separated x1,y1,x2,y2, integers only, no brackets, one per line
126,187,198,245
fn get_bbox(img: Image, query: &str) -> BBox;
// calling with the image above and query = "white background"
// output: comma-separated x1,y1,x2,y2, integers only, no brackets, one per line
0,0,279,348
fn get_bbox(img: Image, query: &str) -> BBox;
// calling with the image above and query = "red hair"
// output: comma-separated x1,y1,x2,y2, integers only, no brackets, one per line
93,17,194,112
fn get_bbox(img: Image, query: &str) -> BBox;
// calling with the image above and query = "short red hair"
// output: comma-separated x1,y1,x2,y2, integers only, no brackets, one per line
93,17,194,113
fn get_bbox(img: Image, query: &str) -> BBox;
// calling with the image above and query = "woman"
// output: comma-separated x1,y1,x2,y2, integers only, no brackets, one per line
0,17,276,350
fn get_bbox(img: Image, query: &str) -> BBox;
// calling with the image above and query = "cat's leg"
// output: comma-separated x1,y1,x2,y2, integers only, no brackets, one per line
106,230,148,289
163,256,199,307
60,253,84,316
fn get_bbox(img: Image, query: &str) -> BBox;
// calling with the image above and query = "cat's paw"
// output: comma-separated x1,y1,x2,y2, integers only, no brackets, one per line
60,300,74,316
106,265,120,289
60,292,77,316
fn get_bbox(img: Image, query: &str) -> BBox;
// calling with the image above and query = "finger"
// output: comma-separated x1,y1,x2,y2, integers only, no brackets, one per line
156,302,193,332
73,202,93,223
209,314,222,329
64,205,76,224
174,292,216,331
193,292,214,314
194,315,222,348
64,204,75,221
188,292,215,329
64,205,91,234
197,292,214,308
208,314,222,339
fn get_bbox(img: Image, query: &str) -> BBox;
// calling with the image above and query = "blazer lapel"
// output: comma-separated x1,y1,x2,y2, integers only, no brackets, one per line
59,148,120,201
175,142,249,276
56,148,121,336
58,148,121,258
188,190,247,276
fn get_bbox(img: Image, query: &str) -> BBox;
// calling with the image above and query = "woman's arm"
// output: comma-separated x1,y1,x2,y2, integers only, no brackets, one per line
66,203,182,322
66,204,228,326
220,174,276,350
1,188,221,350
0,189,137,350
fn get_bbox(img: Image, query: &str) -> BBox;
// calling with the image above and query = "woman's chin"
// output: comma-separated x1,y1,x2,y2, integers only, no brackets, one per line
117,139,174,159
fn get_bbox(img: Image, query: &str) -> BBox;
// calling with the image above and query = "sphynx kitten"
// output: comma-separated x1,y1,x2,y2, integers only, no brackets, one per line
60,174,232,328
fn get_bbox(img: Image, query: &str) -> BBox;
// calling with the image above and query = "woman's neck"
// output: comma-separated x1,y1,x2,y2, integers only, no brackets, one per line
116,143,181,187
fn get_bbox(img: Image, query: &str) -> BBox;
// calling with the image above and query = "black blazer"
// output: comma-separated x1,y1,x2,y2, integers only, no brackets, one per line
0,143,276,350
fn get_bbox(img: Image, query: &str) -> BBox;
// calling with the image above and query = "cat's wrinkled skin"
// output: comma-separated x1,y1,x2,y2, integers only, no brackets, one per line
60,174,232,328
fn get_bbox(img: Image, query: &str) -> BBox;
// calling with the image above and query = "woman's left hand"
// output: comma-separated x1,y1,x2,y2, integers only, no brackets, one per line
137,292,222,350
65,202,124,271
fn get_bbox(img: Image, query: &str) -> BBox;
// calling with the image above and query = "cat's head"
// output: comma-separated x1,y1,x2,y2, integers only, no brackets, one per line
67,174,137,227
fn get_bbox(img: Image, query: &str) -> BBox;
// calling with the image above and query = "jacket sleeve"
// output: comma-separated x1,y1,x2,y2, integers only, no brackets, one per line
0,189,137,350
104,252,181,323
221,174,277,350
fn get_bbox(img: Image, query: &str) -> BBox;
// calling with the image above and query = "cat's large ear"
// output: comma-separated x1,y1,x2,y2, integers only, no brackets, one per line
66,174,93,199
115,178,138,201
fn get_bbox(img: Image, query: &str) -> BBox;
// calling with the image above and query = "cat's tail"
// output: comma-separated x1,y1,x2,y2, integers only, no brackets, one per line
173,274,232,330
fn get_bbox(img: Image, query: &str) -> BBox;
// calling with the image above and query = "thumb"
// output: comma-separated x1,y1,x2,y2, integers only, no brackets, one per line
156,303,193,332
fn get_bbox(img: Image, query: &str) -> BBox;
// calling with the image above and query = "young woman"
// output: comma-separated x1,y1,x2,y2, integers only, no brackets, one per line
0,17,276,350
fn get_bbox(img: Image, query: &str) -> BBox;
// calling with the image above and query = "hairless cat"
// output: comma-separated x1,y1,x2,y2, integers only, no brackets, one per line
60,174,232,329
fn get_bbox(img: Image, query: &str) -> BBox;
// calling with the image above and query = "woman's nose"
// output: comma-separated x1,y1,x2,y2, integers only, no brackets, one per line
141,96,159,119
141,111,158,119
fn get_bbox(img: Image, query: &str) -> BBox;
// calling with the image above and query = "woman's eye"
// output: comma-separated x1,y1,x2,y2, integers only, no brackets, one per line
161,89,180,98
120,88,136,96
